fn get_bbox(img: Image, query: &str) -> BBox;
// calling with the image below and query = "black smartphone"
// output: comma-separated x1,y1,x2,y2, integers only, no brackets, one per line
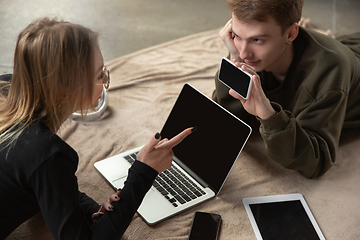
188,211,222,240
218,57,253,99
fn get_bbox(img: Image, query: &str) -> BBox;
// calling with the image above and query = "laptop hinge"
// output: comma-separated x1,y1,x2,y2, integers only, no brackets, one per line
173,156,211,190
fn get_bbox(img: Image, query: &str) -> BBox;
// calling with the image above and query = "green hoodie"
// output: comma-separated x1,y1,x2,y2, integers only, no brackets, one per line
212,27,360,178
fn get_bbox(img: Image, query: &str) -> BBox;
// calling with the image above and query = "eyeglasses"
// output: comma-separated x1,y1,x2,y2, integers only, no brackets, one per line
96,66,110,89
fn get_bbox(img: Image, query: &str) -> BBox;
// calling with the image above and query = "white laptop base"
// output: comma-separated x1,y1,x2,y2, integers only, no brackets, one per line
94,146,216,225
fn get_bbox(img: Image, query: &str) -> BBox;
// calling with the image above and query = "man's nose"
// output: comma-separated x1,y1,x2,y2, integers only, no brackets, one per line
239,42,252,60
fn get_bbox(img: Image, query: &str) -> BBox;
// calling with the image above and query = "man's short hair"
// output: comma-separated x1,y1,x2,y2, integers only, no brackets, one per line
228,0,304,33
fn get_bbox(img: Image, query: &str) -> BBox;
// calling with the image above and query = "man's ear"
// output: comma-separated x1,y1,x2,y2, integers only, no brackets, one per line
287,23,299,43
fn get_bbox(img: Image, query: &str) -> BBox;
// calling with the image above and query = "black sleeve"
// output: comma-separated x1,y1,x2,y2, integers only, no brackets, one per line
31,152,157,240
79,192,101,224
90,160,158,239
30,153,95,239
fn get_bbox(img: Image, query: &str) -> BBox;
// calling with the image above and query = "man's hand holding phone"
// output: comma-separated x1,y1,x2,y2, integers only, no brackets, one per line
219,57,276,120
230,62,276,120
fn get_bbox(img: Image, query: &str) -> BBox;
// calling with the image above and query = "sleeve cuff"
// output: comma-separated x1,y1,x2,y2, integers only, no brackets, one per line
257,102,292,134
129,160,158,182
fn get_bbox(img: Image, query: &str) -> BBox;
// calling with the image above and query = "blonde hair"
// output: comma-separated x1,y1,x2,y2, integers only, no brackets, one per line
228,0,304,33
0,17,99,148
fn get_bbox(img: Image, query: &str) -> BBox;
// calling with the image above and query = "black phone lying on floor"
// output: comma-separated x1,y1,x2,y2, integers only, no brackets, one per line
188,211,222,240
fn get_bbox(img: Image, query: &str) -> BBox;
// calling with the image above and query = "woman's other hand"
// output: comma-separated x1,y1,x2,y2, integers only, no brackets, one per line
92,189,122,223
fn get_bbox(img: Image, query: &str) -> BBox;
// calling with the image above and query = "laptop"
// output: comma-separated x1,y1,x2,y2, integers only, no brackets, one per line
94,83,252,225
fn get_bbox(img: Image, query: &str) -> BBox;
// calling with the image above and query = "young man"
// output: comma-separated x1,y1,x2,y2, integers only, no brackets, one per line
212,0,360,178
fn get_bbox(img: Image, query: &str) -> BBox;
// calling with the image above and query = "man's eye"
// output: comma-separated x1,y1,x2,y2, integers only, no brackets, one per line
254,39,263,43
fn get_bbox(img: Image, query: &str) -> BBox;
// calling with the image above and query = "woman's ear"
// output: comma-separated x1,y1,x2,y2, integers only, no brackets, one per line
287,23,299,43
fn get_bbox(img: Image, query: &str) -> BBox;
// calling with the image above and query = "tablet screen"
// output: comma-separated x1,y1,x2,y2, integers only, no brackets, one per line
243,194,325,240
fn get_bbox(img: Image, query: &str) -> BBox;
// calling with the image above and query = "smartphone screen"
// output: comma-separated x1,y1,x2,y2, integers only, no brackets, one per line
218,57,253,99
188,212,221,240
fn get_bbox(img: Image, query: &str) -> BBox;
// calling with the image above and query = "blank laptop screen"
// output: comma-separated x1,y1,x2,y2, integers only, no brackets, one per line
160,84,251,194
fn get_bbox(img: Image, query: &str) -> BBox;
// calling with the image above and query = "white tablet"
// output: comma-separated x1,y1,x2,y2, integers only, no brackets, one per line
243,193,326,240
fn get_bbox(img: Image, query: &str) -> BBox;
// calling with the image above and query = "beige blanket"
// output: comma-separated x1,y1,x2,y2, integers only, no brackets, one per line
8,28,360,240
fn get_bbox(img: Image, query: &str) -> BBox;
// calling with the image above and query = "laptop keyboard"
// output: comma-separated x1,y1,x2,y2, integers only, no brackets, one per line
124,151,206,207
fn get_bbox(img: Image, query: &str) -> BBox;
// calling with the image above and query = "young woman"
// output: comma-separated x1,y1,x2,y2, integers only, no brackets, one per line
0,17,192,239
